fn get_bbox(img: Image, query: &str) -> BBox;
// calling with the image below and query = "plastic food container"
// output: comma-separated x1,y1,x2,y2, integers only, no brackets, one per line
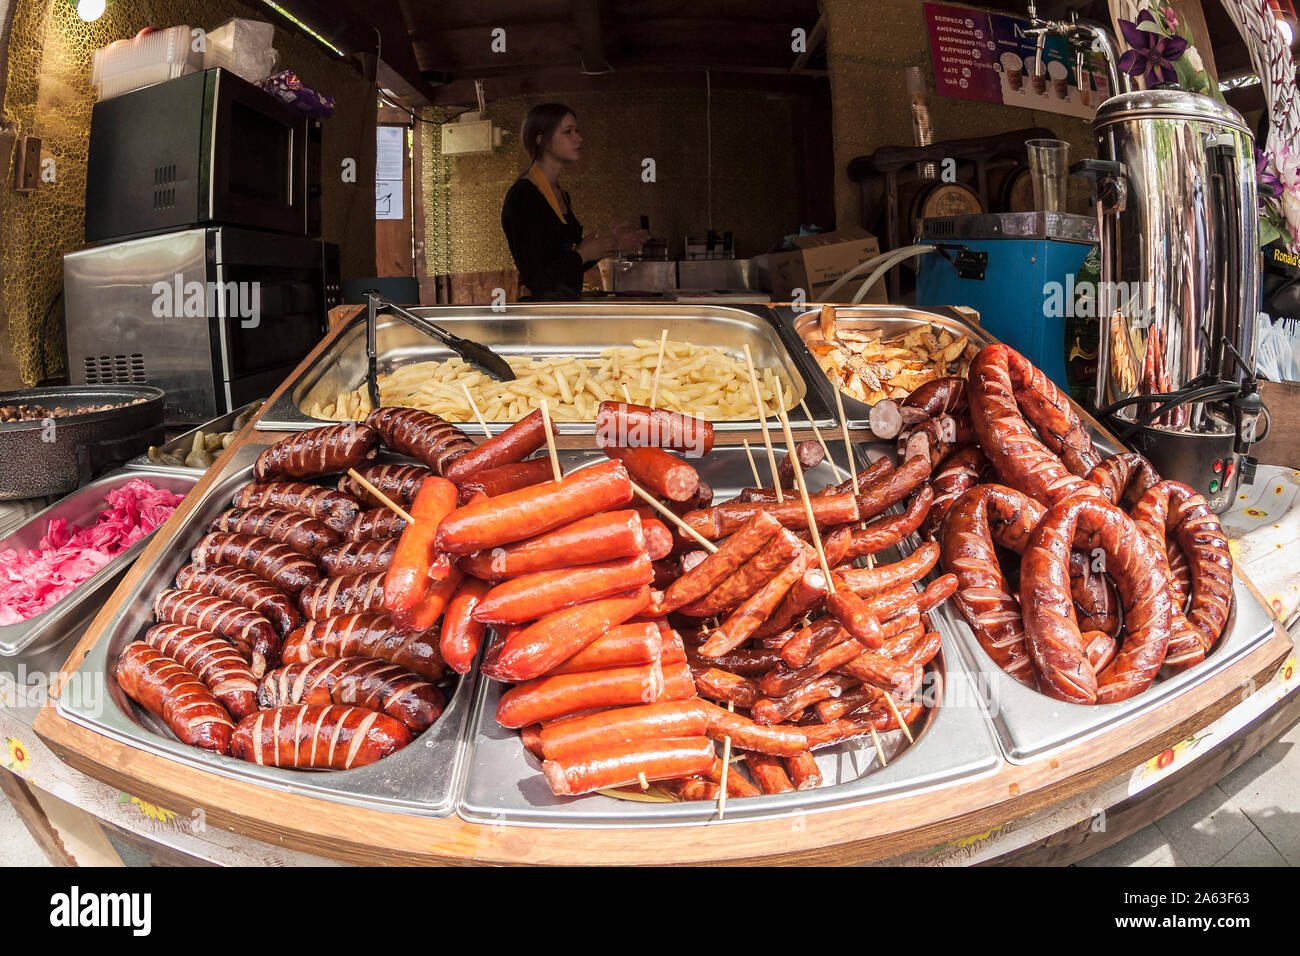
92,25,202,100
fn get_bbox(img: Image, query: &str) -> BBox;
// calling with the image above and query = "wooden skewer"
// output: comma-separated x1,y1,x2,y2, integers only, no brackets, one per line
741,439,762,488
649,328,668,409
869,727,888,766
799,398,843,484
346,468,415,524
882,692,914,744
773,380,834,592
742,344,783,503
718,696,734,821
638,772,650,790
538,399,562,481
629,480,718,554
621,383,633,405
832,383,875,569
460,383,492,438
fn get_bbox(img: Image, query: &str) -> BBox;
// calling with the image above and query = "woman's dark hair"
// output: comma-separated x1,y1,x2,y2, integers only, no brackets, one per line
521,103,575,163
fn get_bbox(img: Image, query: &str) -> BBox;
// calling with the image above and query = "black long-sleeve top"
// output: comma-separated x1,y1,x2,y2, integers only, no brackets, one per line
500,177,596,300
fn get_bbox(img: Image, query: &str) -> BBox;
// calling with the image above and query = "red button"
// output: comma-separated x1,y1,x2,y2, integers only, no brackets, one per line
1213,459,1223,473
1225,461,1235,481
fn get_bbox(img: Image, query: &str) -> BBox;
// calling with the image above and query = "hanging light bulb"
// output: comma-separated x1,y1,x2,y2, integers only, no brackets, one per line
1269,0,1299,45
76,0,106,21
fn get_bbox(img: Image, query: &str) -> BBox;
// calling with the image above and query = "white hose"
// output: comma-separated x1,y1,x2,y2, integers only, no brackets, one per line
818,243,936,303
849,244,936,304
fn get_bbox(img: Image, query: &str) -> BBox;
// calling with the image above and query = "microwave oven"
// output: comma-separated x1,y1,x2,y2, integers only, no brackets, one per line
63,227,339,424
84,68,321,243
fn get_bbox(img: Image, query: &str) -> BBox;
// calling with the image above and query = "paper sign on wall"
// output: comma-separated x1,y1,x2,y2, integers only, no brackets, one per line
924,2,1110,119
376,125,405,221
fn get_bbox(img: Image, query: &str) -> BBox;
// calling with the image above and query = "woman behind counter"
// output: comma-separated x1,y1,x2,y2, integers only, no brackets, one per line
501,103,645,300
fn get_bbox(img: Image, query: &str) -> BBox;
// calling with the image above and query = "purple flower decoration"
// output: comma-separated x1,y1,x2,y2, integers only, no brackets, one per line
1258,148,1283,199
1118,10,1189,86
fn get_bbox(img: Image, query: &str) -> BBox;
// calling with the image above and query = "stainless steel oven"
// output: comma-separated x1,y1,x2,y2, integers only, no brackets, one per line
84,68,321,243
63,227,339,425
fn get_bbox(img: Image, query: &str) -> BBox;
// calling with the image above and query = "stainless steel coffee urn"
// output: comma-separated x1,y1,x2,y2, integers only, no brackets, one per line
1083,90,1266,513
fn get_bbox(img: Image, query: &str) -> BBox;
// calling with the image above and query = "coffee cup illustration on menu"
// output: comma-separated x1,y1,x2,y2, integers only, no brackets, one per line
1001,51,1024,92
1026,55,1048,95
1048,60,1070,100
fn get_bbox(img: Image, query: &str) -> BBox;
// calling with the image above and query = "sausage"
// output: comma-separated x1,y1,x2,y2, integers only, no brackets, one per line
435,459,634,554
658,511,782,613
640,518,673,562
899,414,967,468
144,623,258,720
603,445,700,502
705,756,761,798
1130,480,1233,670
457,510,646,581
595,401,715,458
923,445,989,540
784,751,822,790
968,344,1103,504
443,408,556,485
391,560,464,630
682,493,860,541
835,542,940,597
345,507,408,542
679,527,806,618
231,704,413,769
802,701,925,750
685,645,784,678
750,568,829,641
833,646,923,696
845,486,935,559
253,423,380,481
1020,496,1175,704
192,532,322,595
174,563,300,637
257,657,445,733
210,507,340,558
542,736,717,796
538,700,709,762
297,571,388,620
233,482,361,535
855,443,933,522
1070,551,1120,637
869,400,904,440
114,642,233,753
383,476,458,615
698,552,813,658
363,407,475,475
548,622,663,675
902,376,968,417
473,555,655,626
662,777,721,801
697,700,809,757
813,683,882,722
660,661,697,701
825,589,885,648
691,666,763,709
939,484,1044,687
1167,539,1192,607
744,752,795,794
761,636,865,698
280,612,445,681
338,464,432,508
1086,452,1161,509
775,440,826,489
750,674,857,725
480,586,653,683
318,538,398,577
495,660,666,728
439,576,492,675
454,459,555,505
779,616,848,670
153,588,280,675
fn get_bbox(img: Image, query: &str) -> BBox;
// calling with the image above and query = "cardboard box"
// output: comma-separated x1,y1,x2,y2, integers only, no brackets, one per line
754,227,886,304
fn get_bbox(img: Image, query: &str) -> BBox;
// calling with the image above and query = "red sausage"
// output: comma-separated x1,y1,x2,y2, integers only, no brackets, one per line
595,401,715,457
495,660,666,728
435,459,633,554
473,555,655,626
658,511,782,613
439,576,492,674
114,643,233,753
457,510,646,581
454,458,554,505
548,622,662,675
538,700,709,762
383,476,458,615
785,751,822,790
542,736,717,795
691,666,763,708
444,408,556,484
639,518,673,561
697,700,809,756
603,445,700,501
683,494,859,541
232,704,412,769
697,552,813,657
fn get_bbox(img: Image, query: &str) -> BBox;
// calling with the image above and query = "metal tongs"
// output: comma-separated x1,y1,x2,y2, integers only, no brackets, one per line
364,291,516,408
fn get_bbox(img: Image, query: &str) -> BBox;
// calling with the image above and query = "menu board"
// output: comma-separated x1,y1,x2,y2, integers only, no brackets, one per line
924,2,1110,119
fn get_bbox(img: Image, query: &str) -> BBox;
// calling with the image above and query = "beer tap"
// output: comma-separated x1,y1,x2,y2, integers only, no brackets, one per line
1023,2,1131,98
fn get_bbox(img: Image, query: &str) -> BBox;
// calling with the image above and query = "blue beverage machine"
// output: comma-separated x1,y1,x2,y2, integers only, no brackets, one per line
915,213,1098,392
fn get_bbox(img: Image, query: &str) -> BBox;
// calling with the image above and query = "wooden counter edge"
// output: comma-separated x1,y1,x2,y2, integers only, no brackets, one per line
33,626,1291,866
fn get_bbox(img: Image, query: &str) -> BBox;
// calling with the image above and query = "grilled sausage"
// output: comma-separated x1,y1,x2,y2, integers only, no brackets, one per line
231,704,412,769
297,571,388,620
175,563,300,637
318,538,398,577
210,507,340,558
363,407,474,475
253,424,380,481
280,612,445,681
232,482,361,535
114,642,233,753
144,623,258,720
153,588,280,674
338,464,431,509
257,657,445,732
345,507,408,542
191,532,322,595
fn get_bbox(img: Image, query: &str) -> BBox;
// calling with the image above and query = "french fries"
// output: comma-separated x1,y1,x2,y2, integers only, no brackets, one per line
808,324,977,405
307,339,795,423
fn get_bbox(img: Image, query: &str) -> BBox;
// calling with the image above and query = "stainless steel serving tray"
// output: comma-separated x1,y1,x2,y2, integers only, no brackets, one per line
124,401,263,475
778,304,996,431
55,446,479,817
0,468,198,658
456,445,1003,827
258,303,837,435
